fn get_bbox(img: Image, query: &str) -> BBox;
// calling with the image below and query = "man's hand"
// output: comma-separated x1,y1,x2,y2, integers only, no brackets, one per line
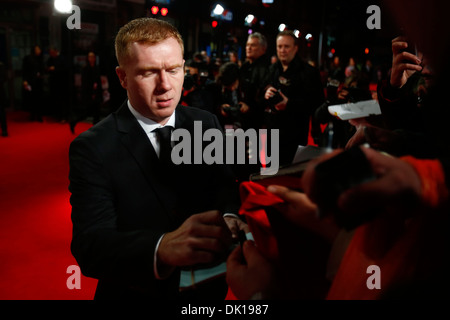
267,185,339,243
273,90,288,111
390,36,423,88
157,210,233,271
264,86,278,100
301,147,422,219
264,87,288,111
238,102,250,113
336,147,422,215
226,240,275,300
224,215,249,240
220,104,231,117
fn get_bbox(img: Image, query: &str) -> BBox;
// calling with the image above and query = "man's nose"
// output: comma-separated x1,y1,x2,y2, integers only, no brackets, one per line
157,71,171,91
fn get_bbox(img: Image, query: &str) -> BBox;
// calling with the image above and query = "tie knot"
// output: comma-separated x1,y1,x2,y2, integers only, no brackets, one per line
153,126,173,139
153,126,173,164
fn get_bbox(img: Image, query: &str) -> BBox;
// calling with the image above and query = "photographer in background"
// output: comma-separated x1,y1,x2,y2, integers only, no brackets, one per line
209,62,249,130
263,30,325,166
207,62,252,183
181,60,214,114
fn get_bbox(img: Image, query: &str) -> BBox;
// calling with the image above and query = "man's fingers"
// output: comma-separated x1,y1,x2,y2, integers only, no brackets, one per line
227,244,244,267
392,39,408,54
267,185,291,198
391,36,407,43
227,240,264,268
241,240,267,266
192,210,231,232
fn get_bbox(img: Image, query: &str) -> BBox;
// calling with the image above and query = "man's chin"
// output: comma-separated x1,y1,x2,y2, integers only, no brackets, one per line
152,106,176,123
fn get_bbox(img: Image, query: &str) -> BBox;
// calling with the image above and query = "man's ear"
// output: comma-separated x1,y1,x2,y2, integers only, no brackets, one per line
116,66,127,89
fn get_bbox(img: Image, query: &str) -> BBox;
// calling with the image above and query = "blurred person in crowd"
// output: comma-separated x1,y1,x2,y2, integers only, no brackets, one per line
69,17,246,300
209,62,249,130
181,59,214,113
228,51,241,67
22,45,44,122
264,30,325,166
239,32,271,130
362,58,377,84
70,51,103,133
106,50,128,114
328,55,345,84
207,62,254,182
47,47,69,122
344,57,357,79
0,60,7,137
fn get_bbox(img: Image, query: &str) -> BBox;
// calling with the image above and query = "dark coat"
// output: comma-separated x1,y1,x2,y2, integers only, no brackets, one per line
69,102,240,299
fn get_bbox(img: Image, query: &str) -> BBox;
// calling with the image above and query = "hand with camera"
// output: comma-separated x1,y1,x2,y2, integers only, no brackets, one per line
238,101,249,114
390,36,423,88
220,103,232,117
264,86,288,111
220,103,243,118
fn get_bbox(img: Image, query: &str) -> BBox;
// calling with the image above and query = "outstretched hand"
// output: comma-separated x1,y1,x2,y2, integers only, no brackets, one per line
390,36,423,88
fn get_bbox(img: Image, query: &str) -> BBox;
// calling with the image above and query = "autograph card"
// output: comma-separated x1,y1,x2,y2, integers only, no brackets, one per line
328,100,381,120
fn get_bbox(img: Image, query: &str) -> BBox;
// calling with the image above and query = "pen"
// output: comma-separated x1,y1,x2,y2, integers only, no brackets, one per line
326,121,334,152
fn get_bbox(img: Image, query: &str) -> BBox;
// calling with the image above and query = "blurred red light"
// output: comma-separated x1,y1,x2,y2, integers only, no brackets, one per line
161,8,168,16
212,20,218,28
151,6,159,15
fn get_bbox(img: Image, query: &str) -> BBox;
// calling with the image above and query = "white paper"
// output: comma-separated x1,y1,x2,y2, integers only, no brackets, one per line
328,99,381,120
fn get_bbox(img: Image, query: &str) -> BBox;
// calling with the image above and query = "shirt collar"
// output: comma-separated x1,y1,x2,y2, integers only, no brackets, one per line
127,100,176,133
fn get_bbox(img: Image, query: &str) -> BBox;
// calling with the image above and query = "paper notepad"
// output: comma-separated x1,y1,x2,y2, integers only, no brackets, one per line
328,100,381,120
179,232,254,290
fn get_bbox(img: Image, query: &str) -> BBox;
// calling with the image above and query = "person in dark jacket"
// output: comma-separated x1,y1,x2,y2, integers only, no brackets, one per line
70,51,103,133
239,32,271,130
264,30,325,166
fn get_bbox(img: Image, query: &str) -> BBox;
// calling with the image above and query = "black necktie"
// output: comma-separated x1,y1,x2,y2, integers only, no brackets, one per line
154,126,173,165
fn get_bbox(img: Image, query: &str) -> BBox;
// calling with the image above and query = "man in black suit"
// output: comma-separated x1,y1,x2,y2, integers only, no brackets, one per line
69,17,245,300
264,30,325,166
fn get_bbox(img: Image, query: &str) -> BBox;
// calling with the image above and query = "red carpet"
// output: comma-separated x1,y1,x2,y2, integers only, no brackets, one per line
0,111,319,301
0,111,97,300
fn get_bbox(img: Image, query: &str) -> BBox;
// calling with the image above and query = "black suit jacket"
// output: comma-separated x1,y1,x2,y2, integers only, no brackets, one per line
69,102,240,299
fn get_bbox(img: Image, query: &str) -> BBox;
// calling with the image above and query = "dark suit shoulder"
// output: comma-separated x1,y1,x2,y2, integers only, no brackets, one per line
175,105,220,129
69,114,121,157
74,114,117,140
176,104,215,119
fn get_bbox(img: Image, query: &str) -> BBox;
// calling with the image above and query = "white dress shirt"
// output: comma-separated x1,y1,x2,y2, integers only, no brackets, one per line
128,101,175,280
